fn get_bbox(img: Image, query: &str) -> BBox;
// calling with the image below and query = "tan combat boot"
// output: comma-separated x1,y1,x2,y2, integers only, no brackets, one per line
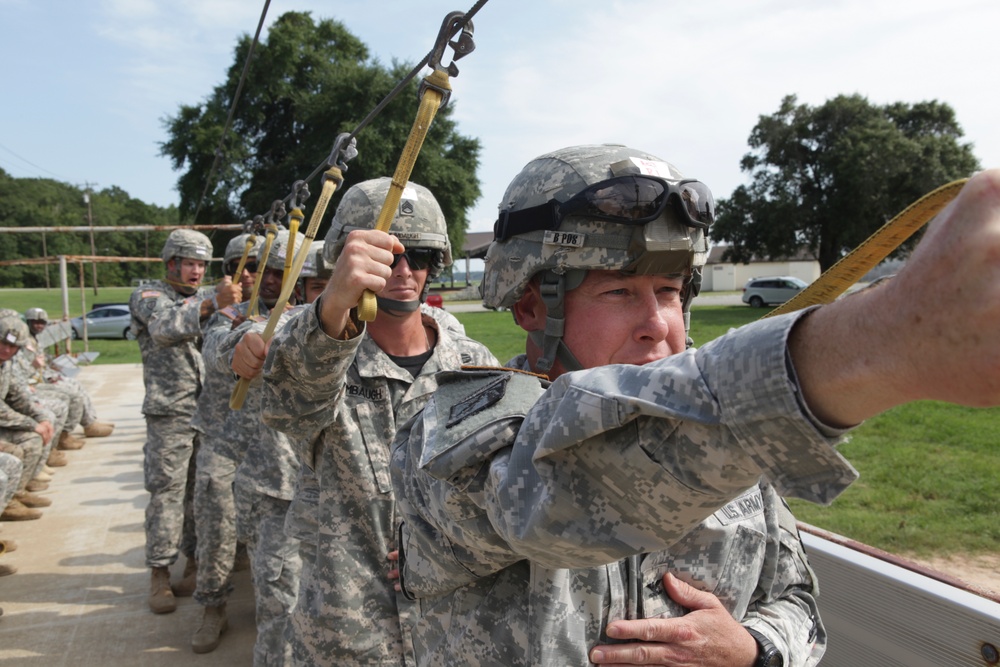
83,421,115,438
0,561,16,577
57,432,85,451
0,538,18,552
149,566,177,614
171,556,197,597
191,604,228,654
46,450,68,467
14,491,51,508
24,479,49,493
1,499,41,521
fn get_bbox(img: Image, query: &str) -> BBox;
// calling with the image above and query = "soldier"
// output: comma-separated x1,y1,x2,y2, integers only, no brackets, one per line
390,144,842,666
23,307,115,439
128,229,241,615
0,315,57,520
235,178,496,666
198,227,304,661
189,232,261,653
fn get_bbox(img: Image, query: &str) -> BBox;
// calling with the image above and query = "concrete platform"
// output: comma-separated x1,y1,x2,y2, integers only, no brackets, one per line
0,364,256,665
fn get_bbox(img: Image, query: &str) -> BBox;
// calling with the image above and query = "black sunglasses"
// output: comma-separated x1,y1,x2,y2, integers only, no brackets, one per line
494,175,715,242
226,260,259,276
390,248,438,271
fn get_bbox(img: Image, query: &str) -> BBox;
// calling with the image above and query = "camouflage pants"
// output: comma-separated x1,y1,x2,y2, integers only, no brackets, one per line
234,482,301,667
143,414,198,568
31,391,68,461
42,376,97,427
0,429,44,491
194,444,237,607
284,466,321,666
0,450,22,509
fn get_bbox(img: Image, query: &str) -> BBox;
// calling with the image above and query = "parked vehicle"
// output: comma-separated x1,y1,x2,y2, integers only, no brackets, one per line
70,305,132,340
741,276,808,307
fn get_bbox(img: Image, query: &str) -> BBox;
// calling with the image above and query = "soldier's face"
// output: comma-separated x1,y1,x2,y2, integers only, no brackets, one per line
168,258,207,294
0,341,19,362
260,267,284,306
382,254,428,304
27,320,46,335
300,277,328,304
516,270,687,378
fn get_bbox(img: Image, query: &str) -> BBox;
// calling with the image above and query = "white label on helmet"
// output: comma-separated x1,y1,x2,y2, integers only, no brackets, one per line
195,247,208,256
4,332,16,344
628,157,679,179
544,230,585,248
399,186,419,216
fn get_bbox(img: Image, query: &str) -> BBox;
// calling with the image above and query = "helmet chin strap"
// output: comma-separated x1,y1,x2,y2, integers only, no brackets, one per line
375,296,421,313
530,270,586,374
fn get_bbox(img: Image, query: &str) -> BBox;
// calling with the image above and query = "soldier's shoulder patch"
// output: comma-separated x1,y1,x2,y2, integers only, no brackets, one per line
715,486,765,525
434,367,547,432
140,290,162,299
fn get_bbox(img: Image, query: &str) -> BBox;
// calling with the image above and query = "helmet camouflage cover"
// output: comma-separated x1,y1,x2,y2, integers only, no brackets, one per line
299,240,331,279
482,144,709,310
224,233,264,266
25,307,49,322
161,229,213,263
257,228,306,273
324,177,452,280
0,314,31,348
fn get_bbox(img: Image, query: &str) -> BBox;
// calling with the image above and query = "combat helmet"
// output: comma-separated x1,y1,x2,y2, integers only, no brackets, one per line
483,144,712,373
0,314,31,348
224,233,264,270
256,228,306,273
25,308,49,323
161,229,213,263
299,240,332,279
325,177,451,312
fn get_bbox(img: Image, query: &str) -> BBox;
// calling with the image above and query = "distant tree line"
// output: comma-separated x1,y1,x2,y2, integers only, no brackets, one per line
0,169,183,288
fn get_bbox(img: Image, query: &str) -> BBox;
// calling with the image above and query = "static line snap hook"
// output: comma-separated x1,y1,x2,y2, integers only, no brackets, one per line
428,11,475,78
290,180,311,210
267,199,287,227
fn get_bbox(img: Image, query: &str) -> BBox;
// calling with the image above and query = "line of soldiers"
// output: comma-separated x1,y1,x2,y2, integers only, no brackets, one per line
0,307,115,617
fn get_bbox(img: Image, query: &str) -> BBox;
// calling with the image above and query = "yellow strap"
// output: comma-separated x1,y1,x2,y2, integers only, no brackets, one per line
763,179,967,318
230,235,258,283
357,69,452,321
230,169,343,410
245,226,279,318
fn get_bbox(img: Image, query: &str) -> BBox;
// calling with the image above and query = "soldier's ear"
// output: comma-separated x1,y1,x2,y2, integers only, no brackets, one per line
511,282,546,333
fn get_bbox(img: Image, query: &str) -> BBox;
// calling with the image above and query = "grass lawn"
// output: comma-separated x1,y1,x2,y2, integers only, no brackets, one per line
4,288,996,559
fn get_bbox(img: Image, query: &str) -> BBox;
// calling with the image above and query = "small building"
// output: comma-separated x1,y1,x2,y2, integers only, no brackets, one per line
702,245,820,292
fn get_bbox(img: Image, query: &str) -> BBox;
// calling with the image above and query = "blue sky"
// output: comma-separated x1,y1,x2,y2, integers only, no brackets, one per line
1,0,998,236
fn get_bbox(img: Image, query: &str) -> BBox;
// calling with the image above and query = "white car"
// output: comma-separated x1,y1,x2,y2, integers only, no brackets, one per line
71,305,132,340
741,276,808,308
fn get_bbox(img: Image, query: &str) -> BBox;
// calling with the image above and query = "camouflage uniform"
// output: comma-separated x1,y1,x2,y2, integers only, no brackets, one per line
206,304,299,666
190,303,252,609
0,352,53,490
130,278,213,568
262,299,496,666
393,322,859,666
0,450,22,510
10,348,80,437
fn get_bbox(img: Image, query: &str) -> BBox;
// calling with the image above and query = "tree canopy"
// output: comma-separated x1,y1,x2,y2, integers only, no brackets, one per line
0,168,176,288
160,11,482,260
711,94,981,271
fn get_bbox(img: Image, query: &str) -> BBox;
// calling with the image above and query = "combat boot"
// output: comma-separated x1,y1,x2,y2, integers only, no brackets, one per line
83,421,115,438
1,499,41,521
25,479,49,493
57,432,85,451
0,539,17,552
14,491,51,508
191,604,228,654
149,566,177,614
33,470,52,482
172,556,197,597
46,450,68,467
0,562,16,577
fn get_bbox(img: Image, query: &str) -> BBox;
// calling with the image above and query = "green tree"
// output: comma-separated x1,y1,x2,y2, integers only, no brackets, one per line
160,11,481,256
0,168,178,288
712,94,980,271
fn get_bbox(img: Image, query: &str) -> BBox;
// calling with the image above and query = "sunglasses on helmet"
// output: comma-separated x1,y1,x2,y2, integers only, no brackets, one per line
390,248,438,271
494,175,715,242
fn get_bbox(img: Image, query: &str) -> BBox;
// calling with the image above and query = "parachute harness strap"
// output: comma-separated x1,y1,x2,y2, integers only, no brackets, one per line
230,136,355,410
763,179,968,318
356,11,475,322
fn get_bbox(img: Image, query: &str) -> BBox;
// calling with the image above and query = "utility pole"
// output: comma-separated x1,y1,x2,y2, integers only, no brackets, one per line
83,185,98,295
